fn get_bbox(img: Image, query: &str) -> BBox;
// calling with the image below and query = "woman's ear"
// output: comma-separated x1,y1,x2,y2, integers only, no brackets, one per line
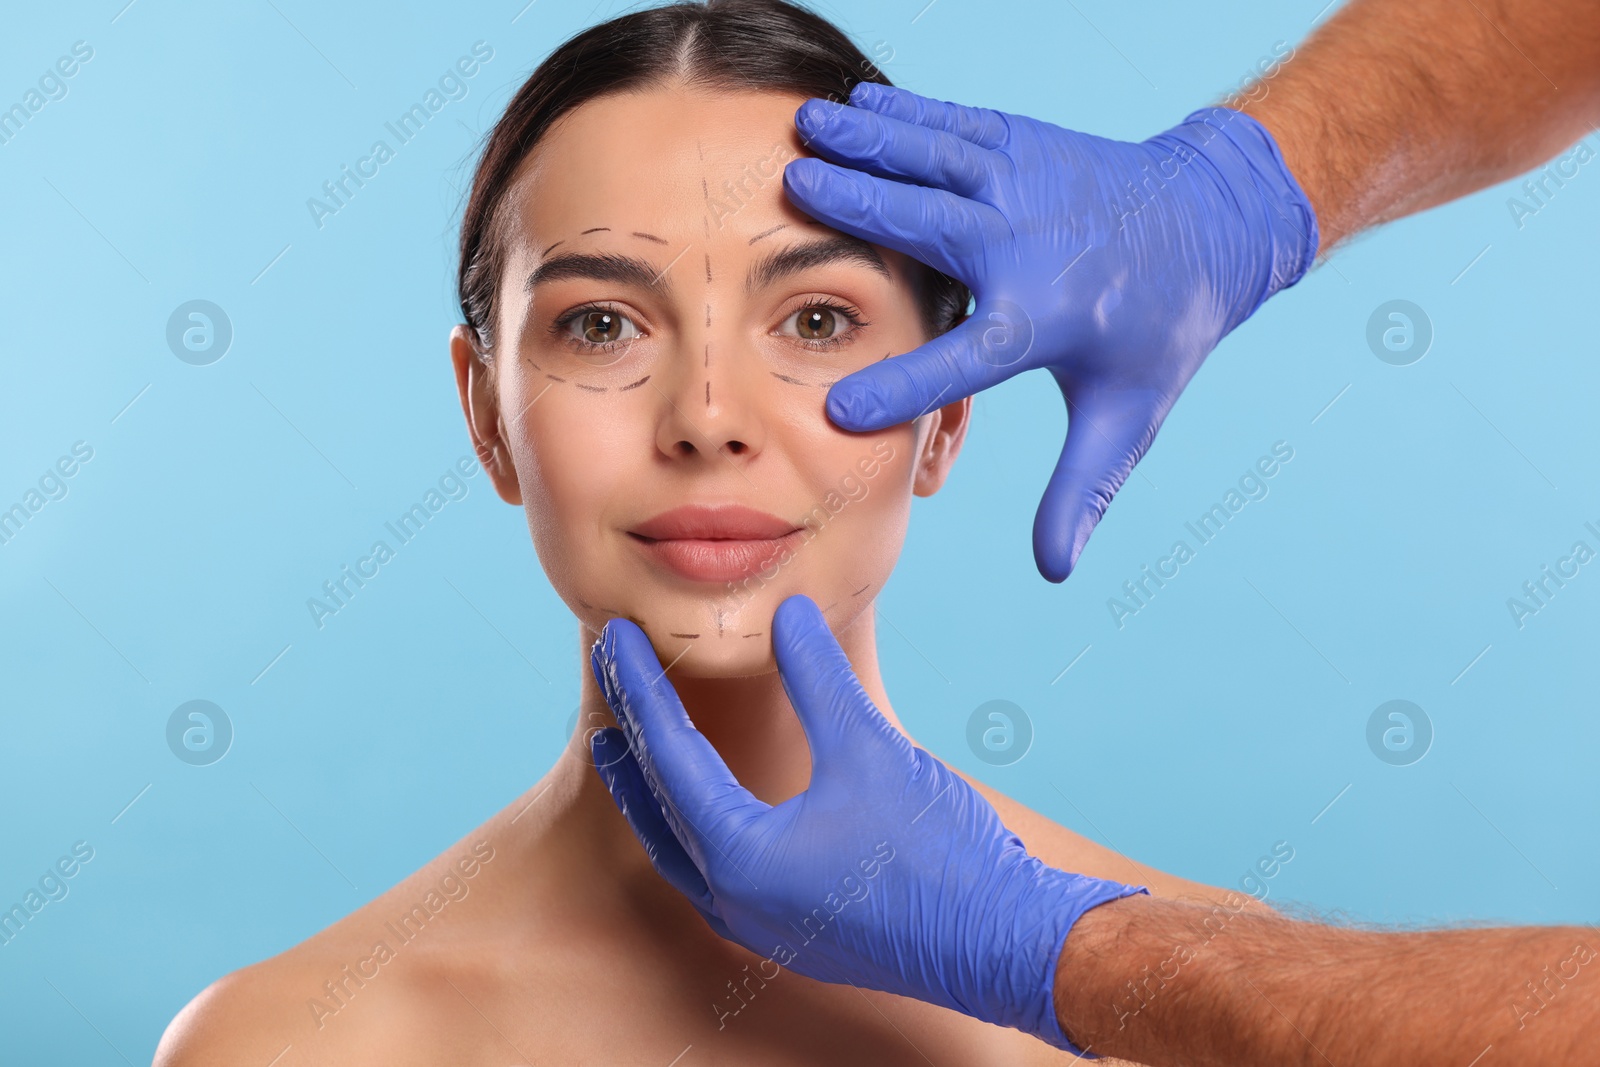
450,324,522,506
912,393,972,497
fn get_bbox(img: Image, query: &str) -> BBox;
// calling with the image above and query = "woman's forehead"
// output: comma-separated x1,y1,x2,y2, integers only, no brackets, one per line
511,85,820,253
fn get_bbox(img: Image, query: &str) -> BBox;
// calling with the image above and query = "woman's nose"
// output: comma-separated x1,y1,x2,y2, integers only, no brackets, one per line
653,334,767,464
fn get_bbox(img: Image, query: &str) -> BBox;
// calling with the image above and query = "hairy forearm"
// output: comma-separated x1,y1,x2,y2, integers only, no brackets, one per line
1054,893,1600,1066
1230,0,1600,250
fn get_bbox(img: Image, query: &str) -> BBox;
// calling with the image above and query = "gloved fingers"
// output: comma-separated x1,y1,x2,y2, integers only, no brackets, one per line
845,82,1012,151
825,315,1026,432
782,157,986,280
794,97,994,199
591,728,720,917
590,619,768,848
771,595,909,775
1032,385,1168,583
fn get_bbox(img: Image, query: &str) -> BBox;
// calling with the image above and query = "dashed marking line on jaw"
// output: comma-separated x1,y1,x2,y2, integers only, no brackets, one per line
852,582,872,597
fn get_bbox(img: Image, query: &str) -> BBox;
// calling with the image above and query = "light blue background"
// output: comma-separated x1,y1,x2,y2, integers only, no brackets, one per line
2,0,1595,1061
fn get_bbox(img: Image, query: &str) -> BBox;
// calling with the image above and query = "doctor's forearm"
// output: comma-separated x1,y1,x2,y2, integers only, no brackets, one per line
1052,892,1598,1066
1231,0,1600,251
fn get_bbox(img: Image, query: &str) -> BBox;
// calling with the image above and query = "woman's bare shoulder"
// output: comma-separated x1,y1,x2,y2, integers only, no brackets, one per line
152,818,513,1066
963,771,1252,908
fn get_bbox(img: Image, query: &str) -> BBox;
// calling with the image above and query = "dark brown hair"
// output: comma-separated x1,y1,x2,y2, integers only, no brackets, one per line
455,0,969,359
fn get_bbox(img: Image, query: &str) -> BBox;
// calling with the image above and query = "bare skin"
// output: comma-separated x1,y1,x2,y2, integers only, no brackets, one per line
1232,0,1600,251
1045,2,1600,1063
152,84,1247,1067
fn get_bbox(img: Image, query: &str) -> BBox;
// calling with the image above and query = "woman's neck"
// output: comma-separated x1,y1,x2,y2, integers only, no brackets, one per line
576,605,905,804
490,604,908,908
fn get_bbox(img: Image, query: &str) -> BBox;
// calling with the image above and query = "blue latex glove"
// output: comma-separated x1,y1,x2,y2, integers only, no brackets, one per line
588,595,1146,1055
784,85,1319,581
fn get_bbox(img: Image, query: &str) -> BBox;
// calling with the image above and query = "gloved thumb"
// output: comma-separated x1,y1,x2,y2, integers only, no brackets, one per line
1034,385,1169,583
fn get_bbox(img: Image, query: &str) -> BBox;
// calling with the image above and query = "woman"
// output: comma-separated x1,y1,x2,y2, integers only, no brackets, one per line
155,3,1249,1063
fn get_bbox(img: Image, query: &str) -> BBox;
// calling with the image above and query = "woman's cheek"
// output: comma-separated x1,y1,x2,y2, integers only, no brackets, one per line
515,395,635,573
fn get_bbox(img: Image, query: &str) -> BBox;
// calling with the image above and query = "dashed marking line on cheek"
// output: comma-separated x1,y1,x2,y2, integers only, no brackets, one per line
705,343,710,369
574,383,608,393
705,304,711,328
852,582,872,597
669,632,701,639
741,631,763,638
704,252,712,283
619,374,652,391
770,372,829,388
545,374,567,382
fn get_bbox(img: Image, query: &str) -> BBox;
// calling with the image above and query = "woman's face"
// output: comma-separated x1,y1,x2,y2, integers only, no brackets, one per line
453,84,968,678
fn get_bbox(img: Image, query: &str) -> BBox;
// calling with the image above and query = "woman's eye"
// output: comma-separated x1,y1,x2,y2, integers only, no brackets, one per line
777,302,865,346
561,307,640,347
795,306,838,340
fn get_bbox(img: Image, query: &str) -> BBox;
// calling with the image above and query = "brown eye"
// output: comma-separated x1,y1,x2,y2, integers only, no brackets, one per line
561,306,640,347
582,311,621,343
795,306,837,340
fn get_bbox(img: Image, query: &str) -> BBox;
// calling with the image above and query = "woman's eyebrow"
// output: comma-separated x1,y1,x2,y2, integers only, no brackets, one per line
525,251,674,293
746,235,890,293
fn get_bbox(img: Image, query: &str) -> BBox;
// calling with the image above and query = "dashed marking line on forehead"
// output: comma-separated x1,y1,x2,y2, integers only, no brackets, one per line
542,239,564,256
580,227,610,235
619,374,652,391
748,223,787,245
632,231,669,244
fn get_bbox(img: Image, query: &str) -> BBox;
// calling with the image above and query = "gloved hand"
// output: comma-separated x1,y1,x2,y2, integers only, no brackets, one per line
588,594,1146,1055
784,84,1319,581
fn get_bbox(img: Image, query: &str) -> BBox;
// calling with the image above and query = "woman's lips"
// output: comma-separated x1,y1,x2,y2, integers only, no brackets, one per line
628,505,804,583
